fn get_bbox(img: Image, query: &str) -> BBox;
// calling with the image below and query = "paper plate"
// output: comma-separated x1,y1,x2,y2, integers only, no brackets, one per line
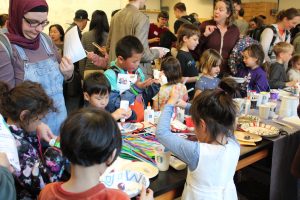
121,161,159,179
119,123,143,134
232,77,246,83
150,47,170,53
100,170,149,198
237,115,260,124
240,123,279,138
234,130,262,142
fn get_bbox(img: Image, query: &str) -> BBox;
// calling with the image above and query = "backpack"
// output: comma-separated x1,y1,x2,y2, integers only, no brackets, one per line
0,32,53,60
252,25,290,57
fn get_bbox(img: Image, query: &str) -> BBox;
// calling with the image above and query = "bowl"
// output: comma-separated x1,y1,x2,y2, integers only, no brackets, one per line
100,170,150,198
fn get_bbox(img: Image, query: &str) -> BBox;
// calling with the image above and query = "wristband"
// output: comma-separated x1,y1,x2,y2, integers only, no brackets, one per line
130,86,139,96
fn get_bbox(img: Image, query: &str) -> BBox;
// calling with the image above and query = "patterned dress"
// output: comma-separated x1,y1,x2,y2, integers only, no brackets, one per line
9,125,68,199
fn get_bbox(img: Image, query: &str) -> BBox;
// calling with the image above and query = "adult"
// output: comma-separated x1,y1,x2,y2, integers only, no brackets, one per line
293,27,300,54
107,0,165,79
260,8,300,62
234,8,249,37
0,0,74,136
49,24,64,57
79,10,109,78
148,11,169,48
197,0,240,77
0,14,8,33
173,2,196,34
67,9,89,40
247,16,265,41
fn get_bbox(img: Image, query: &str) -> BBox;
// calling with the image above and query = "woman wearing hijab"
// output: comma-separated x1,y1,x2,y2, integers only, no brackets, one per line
0,0,74,137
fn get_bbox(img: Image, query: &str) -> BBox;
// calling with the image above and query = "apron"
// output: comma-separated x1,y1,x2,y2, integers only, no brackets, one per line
14,35,67,135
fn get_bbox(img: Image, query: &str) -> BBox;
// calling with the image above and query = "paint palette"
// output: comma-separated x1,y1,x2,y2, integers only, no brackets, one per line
100,170,149,198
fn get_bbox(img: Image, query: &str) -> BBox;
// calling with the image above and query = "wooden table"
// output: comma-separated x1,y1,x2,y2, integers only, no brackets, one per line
150,139,272,200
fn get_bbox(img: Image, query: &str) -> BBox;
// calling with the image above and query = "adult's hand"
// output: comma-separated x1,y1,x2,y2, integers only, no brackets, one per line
0,152,14,173
36,122,56,143
60,56,74,80
149,37,160,44
203,25,217,37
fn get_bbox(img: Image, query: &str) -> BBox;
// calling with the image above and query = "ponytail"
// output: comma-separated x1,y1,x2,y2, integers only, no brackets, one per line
218,77,241,98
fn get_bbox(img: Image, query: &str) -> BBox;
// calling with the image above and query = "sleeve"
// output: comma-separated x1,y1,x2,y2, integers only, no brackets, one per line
156,104,200,171
228,41,239,75
260,28,274,62
255,72,270,92
135,15,159,63
174,20,182,34
194,79,204,91
176,53,188,77
0,166,16,200
287,69,298,82
0,44,15,89
269,64,286,89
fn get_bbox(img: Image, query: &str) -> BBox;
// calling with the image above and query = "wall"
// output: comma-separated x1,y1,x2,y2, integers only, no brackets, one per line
279,0,300,10
0,0,161,32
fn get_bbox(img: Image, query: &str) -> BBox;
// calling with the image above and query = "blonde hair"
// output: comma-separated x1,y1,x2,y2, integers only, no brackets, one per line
273,42,294,56
199,49,222,74
176,23,200,50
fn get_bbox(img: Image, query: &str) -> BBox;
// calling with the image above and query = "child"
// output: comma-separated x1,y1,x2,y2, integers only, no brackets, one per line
104,35,158,121
39,107,153,200
83,72,134,121
269,42,298,89
194,49,222,98
287,54,300,82
152,57,188,111
176,23,200,100
236,44,269,93
0,81,67,199
156,81,240,200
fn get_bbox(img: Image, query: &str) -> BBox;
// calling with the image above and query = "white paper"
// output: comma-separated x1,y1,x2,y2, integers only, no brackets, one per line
117,74,131,94
120,100,129,110
0,115,20,171
63,26,86,63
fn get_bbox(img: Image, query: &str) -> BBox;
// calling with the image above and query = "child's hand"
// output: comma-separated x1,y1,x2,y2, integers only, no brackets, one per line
112,108,132,120
137,186,153,200
286,80,298,87
135,78,154,89
36,122,56,143
176,99,188,109
60,56,74,80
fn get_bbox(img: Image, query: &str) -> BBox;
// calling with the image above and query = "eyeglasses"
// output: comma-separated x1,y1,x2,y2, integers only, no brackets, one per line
23,16,50,28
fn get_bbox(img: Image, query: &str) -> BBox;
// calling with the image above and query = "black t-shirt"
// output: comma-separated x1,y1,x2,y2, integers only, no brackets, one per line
174,15,196,34
176,50,198,99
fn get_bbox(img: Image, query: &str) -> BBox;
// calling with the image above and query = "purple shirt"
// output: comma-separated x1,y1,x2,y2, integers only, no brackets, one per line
237,66,269,92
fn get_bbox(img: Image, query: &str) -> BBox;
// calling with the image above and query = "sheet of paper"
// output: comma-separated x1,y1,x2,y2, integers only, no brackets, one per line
0,115,20,171
117,74,131,94
63,26,86,63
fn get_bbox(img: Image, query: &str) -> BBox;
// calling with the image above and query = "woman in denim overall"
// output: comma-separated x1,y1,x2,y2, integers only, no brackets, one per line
0,0,74,137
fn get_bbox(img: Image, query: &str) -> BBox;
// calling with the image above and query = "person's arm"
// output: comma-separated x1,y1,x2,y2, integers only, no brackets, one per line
156,104,199,171
0,45,15,89
134,15,160,62
0,153,16,200
269,64,287,89
254,71,270,92
174,20,181,35
260,28,274,62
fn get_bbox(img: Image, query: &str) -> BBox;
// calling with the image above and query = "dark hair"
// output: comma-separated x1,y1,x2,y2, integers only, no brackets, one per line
60,107,122,166
115,35,144,59
176,23,200,50
49,24,65,42
215,0,235,26
83,72,111,96
238,8,244,17
158,11,169,19
289,54,300,71
161,57,182,85
190,82,237,143
28,5,48,12
111,9,120,17
250,16,264,29
0,81,55,126
89,10,109,46
174,2,186,12
218,77,241,98
276,8,300,22
243,44,265,66
0,14,8,27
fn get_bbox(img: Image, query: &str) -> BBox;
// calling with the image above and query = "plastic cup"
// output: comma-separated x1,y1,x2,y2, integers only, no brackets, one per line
155,145,171,171
270,89,279,101
259,104,271,120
